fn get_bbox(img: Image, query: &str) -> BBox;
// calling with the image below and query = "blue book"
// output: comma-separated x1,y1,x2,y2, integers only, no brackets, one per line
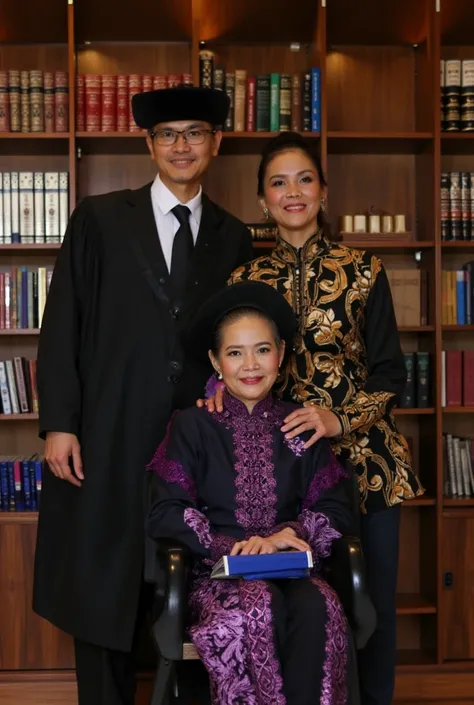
211,550,313,581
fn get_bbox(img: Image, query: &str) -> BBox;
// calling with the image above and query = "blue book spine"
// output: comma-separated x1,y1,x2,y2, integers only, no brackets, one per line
7,461,15,510
456,270,466,325
22,459,31,510
34,460,42,507
311,67,321,133
226,550,312,576
0,461,9,510
28,460,37,509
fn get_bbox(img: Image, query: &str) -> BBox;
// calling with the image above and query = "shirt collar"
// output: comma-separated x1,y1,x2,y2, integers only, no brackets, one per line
152,174,202,223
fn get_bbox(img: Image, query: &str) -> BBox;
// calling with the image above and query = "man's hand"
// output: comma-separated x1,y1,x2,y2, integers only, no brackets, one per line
280,407,343,449
196,384,225,413
230,529,310,556
45,432,84,487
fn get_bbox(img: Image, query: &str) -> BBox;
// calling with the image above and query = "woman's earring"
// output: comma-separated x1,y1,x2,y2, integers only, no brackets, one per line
320,199,326,212
263,206,270,219
217,372,223,380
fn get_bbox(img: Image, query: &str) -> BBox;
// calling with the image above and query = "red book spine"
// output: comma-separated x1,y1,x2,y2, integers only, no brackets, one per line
246,76,256,132
167,74,182,87
463,351,474,406
128,74,142,132
84,74,101,132
75,74,85,131
446,350,463,406
153,75,167,90
182,73,193,85
44,71,55,132
142,74,153,92
54,70,68,132
101,74,117,131
0,70,9,132
116,75,128,132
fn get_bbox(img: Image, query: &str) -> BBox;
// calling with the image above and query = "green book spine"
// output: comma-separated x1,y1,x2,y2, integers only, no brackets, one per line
270,73,280,132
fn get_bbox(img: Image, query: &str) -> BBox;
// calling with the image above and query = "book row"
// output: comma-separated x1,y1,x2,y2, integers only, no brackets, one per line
199,52,321,133
0,69,68,133
0,357,38,416
441,172,474,242
0,171,69,245
441,59,474,132
400,352,430,408
442,263,474,325
0,455,42,511
443,435,474,499
0,266,52,330
441,350,474,408
76,73,193,132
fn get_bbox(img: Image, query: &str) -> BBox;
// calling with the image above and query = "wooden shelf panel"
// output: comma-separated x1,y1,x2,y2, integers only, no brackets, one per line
394,408,435,415
0,511,38,524
396,594,437,615
444,498,474,507
396,649,437,668
0,413,38,421
75,0,192,42
441,133,474,155
398,326,435,333
327,0,428,45
0,329,40,336
0,132,69,140
441,0,474,45
442,325,474,331
0,244,61,252
442,406,474,414
327,131,433,155
402,497,436,507
442,241,474,251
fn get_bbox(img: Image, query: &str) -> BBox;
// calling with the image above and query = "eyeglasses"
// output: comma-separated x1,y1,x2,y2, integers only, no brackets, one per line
149,128,216,146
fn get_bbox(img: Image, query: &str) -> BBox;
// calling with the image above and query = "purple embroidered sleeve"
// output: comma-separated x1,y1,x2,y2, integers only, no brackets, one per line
183,508,237,563
298,510,342,570
205,373,225,399
303,451,348,509
273,521,307,540
146,415,197,501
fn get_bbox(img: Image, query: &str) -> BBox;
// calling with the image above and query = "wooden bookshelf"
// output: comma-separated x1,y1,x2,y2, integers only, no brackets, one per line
1,0,474,703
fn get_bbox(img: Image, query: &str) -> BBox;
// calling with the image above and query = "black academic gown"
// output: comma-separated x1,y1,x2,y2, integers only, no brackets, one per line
32,183,254,652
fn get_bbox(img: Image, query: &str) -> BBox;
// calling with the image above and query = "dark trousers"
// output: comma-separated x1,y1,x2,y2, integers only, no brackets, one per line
358,504,401,705
74,583,154,705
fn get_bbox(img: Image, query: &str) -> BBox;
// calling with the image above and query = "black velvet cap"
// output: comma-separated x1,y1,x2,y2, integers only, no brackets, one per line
131,85,230,130
186,281,298,363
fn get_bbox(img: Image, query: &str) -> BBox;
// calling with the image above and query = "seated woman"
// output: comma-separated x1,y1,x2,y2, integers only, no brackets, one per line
146,280,354,705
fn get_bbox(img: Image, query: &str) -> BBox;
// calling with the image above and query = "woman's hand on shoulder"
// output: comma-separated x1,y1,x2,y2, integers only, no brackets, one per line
281,406,343,449
195,384,225,413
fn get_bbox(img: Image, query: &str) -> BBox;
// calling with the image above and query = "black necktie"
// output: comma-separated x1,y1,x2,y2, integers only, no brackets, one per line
170,204,194,302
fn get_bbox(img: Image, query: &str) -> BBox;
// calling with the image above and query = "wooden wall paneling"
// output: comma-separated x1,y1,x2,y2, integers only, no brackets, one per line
326,46,417,133
325,154,416,238
0,522,74,669
77,153,156,201
441,515,474,660
0,45,69,73
73,0,193,44
75,44,192,78
202,154,262,223
199,44,315,77
1,0,68,44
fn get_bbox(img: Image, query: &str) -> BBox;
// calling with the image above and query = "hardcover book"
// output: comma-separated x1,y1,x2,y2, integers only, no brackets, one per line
211,550,313,581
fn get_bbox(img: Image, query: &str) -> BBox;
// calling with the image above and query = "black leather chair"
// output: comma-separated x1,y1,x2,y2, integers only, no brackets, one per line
145,473,376,705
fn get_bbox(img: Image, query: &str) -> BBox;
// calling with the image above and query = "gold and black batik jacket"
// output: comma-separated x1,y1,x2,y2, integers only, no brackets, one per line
230,230,424,513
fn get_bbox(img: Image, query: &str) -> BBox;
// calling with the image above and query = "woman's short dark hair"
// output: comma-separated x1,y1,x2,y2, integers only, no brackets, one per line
257,131,335,241
211,307,281,357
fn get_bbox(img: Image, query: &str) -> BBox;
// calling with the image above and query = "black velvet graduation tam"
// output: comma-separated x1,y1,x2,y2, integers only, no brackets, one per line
131,85,230,129
187,280,298,363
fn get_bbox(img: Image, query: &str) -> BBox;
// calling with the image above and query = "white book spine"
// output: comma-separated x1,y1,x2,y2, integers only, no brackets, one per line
0,172,3,244
38,267,47,327
3,172,11,244
5,359,20,414
34,172,45,242
0,362,11,414
19,171,35,244
59,172,69,242
44,171,59,243
4,272,10,329
10,171,19,243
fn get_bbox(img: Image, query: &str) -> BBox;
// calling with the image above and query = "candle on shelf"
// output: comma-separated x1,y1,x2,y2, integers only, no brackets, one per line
339,215,353,232
353,214,366,232
394,214,406,232
381,215,393,233
368,214,380,233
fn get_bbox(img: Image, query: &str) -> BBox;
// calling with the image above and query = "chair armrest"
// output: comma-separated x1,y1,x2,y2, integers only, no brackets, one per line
324,536,376,650
148,538,191,661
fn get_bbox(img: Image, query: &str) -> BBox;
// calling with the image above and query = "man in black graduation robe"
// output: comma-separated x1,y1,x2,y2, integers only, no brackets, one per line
32,86,254,705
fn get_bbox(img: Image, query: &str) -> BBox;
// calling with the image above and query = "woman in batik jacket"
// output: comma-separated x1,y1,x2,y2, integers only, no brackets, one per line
147,281,354,705
225,132,425,705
